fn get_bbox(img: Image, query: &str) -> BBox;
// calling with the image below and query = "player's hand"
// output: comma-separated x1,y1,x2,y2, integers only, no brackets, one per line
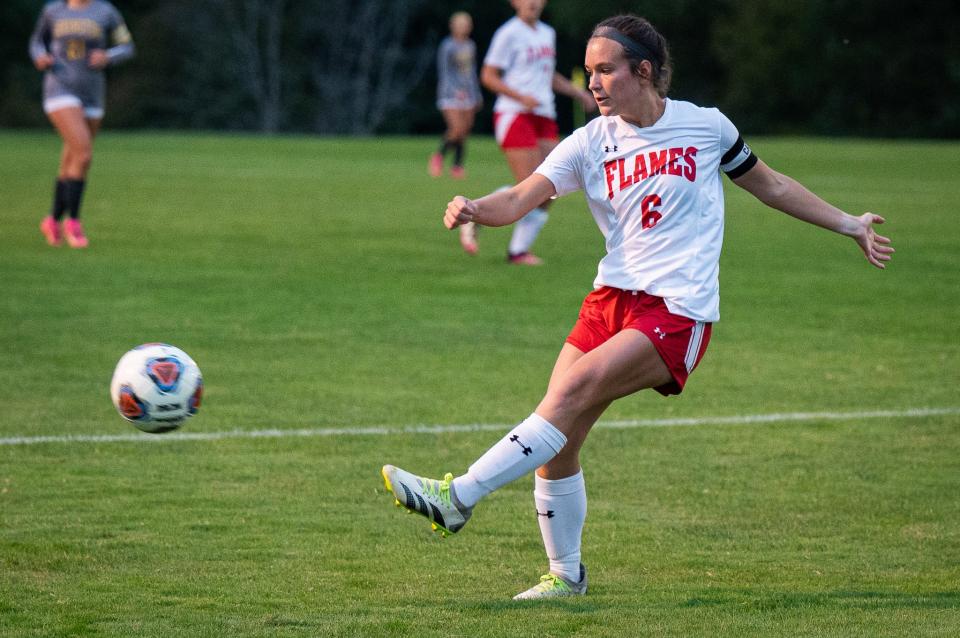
34,54,54,71
579,90,598,113
850,213,894,269
519,94,540,111
444,196,476,229
88,49,109,70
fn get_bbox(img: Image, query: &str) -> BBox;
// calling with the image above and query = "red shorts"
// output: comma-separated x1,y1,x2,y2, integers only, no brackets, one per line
565,287,712,396
494,112,559,149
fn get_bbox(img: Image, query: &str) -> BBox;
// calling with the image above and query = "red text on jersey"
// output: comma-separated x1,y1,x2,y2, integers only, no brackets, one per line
604,147,698,200
525,45,555,63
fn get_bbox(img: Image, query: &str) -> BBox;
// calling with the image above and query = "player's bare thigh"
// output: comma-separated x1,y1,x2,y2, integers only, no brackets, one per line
48,107,99,177
537,342,611,479
537,137,558,159
536,328,672,436
442,108,475,141
503,146,542,183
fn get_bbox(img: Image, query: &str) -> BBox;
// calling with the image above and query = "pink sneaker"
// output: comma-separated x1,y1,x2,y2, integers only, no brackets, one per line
459,221,478,255
40,216,62,246
450,165,466,179
64,218,89,248
428,153,443,178
508,252,543,266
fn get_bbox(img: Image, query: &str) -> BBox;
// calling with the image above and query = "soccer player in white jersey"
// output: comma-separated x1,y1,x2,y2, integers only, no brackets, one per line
382,14,894,599
29,0,134,248
475,0,596,264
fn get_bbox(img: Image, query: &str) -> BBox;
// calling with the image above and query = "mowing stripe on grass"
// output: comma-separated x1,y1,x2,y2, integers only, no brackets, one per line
1,407,958,447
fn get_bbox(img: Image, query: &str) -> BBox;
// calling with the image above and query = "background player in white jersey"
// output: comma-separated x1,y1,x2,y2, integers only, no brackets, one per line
381,14,894,599
476,0,596,264
430,12,483,185
29,0,134,248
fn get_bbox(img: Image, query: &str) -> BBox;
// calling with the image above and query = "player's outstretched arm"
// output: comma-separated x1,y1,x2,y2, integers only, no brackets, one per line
444,174,557,230
551,72,597,112
733,160,895,269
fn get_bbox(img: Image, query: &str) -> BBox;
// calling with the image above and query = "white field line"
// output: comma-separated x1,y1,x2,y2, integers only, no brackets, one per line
1,407,958,447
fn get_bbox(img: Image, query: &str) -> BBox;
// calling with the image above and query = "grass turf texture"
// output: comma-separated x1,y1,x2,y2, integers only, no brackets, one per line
1,131,958,637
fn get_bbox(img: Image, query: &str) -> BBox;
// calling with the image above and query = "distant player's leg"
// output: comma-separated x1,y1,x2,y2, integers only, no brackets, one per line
504,147,549,265
47,107,97,248
448,109,475,179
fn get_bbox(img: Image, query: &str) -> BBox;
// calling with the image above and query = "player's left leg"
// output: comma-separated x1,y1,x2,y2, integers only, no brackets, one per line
447,109,475,178
512,344,606,598
503,147,549,264
47,108,99,247
506,136,559,264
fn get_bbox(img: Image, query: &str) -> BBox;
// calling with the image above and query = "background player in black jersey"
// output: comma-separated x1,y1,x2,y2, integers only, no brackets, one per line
29,0,134,248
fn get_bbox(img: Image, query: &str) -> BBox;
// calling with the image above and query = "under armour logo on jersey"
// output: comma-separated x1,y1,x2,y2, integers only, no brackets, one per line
509,434,533,456
604,145,619,153
654,327,666,340
536,510,555,518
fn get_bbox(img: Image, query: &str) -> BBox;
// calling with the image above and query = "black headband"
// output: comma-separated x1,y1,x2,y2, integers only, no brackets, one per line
592,26,660,68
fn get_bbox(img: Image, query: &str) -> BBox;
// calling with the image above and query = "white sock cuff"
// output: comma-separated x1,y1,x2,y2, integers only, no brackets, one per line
526,413,566,453
535,470,584,496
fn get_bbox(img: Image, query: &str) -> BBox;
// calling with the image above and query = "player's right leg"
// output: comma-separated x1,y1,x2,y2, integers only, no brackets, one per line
380,466,473,537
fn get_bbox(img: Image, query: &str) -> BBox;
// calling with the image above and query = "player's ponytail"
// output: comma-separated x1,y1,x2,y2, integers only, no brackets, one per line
592,16,672,97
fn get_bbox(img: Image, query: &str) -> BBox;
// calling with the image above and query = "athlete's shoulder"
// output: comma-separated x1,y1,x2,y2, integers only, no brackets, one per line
569,116,618,147
536,20,556,36
94,0,123,16
667,98,719,119
493,16,522,35
41,0,64,14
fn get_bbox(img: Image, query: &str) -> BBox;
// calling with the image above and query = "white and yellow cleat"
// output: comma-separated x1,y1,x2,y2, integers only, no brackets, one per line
513,565,588,600
381,465,472,537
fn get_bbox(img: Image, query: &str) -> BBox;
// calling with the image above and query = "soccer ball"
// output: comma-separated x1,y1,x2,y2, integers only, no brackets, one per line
110,343,203,433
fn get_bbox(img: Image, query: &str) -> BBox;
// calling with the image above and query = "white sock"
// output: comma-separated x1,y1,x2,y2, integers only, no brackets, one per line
451,413,566,508
508,207,548,255
534,470,586,583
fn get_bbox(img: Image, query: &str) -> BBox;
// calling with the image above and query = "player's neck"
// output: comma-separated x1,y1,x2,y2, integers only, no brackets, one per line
67,0,93,8
620,95,666,129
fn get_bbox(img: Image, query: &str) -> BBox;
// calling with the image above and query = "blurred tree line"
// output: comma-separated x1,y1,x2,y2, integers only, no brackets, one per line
1,0,957,137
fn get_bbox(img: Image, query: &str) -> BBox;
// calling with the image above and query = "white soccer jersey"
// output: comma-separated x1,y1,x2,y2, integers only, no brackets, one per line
483,17,557,119
535,98,756,322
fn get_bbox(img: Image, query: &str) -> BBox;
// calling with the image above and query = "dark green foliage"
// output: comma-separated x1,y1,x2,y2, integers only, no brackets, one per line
1,1,958,136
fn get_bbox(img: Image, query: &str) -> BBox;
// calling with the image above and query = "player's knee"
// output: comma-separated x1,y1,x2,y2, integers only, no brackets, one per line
75,147,93,172
544,375,600,422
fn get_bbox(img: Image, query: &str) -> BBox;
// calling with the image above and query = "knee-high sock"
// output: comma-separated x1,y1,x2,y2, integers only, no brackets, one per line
451,413,566,508
453,141,465,167
508,207,548,255
64,179,86,220
50,179,68,221
534,470,586,582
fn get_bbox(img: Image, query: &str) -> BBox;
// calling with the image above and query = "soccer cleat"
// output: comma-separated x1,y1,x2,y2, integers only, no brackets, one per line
64,218,88,248
507,251,543,266
513,564,588,600
459,221,478,255
450,165,466,179
428,153,444,178
381,465,472,536
40,216,62,246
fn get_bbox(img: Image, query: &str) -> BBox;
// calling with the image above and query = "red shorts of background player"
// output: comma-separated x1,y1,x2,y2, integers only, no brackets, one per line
494,112,559,150
565,287,712,396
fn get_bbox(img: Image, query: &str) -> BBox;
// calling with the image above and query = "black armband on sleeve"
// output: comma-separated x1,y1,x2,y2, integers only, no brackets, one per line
720,136,758,179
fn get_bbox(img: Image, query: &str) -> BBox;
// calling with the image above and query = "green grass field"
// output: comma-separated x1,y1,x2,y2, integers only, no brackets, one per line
1,130,958,637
